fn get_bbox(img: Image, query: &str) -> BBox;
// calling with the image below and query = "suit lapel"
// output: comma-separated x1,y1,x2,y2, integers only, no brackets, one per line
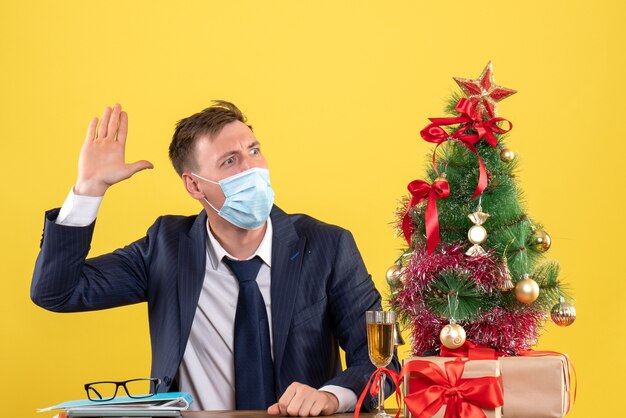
270,206,306,378
177,210,208,360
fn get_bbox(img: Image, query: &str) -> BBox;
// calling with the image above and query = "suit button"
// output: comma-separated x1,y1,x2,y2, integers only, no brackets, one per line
163,376,172,385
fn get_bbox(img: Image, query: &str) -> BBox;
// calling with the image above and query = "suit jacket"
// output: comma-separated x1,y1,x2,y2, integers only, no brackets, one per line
31,205,399,410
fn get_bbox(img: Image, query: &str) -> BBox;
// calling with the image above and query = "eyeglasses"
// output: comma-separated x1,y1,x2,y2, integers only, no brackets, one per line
84,378,161,401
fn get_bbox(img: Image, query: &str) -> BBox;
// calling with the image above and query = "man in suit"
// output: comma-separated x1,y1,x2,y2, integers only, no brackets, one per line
31,102,399,415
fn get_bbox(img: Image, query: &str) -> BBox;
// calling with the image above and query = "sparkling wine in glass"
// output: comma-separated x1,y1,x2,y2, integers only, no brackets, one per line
366,310,395,418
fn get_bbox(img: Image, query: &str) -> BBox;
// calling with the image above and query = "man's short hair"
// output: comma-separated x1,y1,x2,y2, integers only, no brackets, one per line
169,100,252,176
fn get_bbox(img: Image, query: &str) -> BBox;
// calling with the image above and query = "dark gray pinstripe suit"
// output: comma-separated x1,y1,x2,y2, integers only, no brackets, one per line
31,205,399,410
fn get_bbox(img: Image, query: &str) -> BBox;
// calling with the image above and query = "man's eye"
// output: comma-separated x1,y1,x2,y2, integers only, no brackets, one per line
224,157,235,165
250,148,260,155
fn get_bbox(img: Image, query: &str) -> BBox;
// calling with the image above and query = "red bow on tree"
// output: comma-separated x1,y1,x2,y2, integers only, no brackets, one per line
402,178,450,254
420,98,512,198
402,359,504,418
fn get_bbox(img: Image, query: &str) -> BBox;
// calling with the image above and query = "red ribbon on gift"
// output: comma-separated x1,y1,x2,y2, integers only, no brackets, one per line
420,98,512,198
354,368,402,418
439,341,502,360
401,359,504,418
440,341,577,410
402,178,450,254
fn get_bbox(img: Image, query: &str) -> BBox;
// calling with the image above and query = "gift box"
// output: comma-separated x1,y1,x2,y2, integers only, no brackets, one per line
500,354,572,418
402,357,503,418
437,342,574,417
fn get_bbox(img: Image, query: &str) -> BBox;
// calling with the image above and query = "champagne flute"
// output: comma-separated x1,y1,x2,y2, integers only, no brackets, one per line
366,310,395,418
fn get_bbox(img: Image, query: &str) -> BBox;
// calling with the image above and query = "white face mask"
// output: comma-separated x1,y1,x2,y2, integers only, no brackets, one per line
192,168,275,230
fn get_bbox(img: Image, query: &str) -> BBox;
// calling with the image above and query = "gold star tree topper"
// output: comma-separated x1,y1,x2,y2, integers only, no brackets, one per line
453,61,517,118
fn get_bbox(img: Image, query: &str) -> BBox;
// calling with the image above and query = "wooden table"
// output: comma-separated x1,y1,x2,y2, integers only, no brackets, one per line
182,412,391,418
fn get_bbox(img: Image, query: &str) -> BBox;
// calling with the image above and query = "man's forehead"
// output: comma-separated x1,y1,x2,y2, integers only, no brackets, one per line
195,132,259,151
193,130,258,161
199,120,255,144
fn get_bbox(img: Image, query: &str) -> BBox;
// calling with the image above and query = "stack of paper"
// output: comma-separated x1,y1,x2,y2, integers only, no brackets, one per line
38,392,193,417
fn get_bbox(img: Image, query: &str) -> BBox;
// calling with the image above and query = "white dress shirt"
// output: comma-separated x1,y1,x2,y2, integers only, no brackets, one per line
176,217,274,410
56,189,357,412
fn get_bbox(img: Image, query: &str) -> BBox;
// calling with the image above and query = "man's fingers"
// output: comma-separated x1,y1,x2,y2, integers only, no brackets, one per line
286,399,303,417
267,403,280,416
297,396,315,417
107,103,122,140
277,384,298,415
97,106,112,139
285,388,307,416
126,160,154,177
85,117,98,143
117,111,129,143
306,392,337,417
273,383,341,417
309,400,324,417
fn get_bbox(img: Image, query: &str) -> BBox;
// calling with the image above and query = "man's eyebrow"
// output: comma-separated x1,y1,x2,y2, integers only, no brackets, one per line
216,140,261,163
216,150,235,163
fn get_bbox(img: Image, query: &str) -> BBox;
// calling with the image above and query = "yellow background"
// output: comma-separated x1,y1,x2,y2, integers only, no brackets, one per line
1,1,623,416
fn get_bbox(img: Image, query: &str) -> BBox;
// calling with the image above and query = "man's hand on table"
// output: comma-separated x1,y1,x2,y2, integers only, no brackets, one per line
267,382,339,416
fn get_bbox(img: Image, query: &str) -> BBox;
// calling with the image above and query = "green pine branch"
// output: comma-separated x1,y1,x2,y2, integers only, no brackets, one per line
425,269,495,321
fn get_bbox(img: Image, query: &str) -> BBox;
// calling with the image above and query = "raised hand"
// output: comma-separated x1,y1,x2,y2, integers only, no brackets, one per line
74,104,153,196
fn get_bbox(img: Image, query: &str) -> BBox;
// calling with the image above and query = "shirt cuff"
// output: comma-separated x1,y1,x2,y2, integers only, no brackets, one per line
56,188,103,226
319,385,358,413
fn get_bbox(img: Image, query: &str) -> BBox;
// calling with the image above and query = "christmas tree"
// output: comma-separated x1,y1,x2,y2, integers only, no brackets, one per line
389,62,577,356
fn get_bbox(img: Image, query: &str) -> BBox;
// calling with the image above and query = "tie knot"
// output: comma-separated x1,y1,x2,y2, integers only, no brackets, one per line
223,256,263,284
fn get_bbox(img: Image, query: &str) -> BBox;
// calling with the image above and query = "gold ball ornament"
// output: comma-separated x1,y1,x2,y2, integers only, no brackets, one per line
439,323,467,349
530,230,552,252
551,299,577,327
514,275,540,304
386,264,403,288
500,148,516,162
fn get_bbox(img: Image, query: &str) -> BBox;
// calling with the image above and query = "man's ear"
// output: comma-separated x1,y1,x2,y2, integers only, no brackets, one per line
182,173,205,200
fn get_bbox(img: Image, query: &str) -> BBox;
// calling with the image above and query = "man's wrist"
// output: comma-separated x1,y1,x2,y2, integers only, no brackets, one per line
56,188,103,226
320,390,339,412
74,179,108,197
319,385,357,413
